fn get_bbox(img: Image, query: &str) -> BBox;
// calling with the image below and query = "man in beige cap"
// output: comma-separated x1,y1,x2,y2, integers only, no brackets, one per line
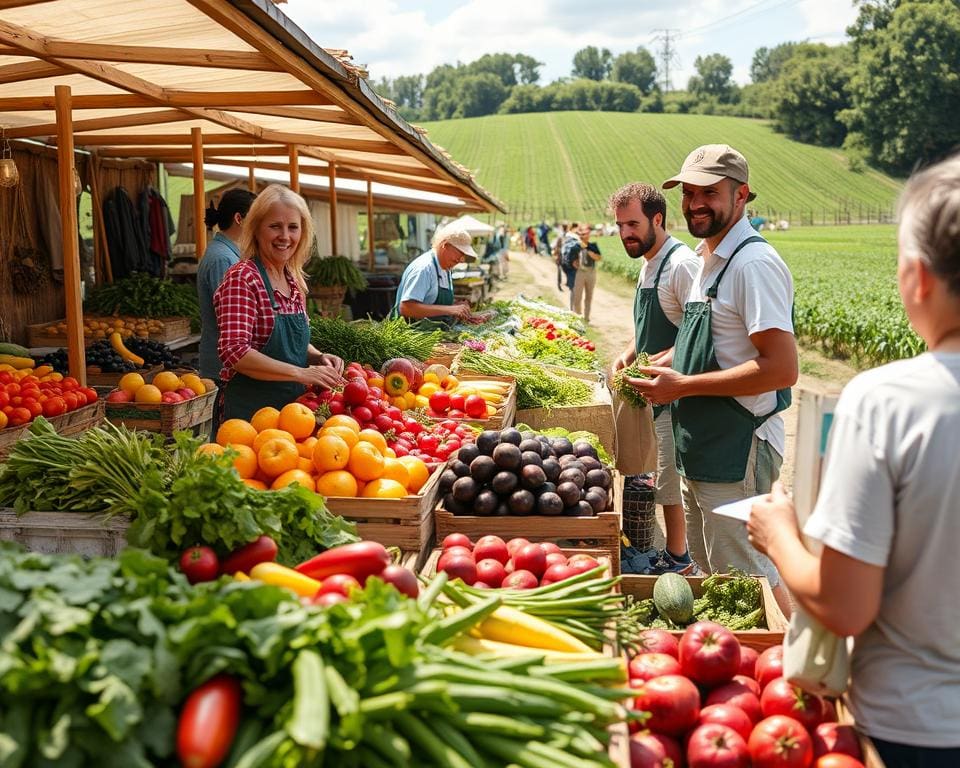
391,222,477,324
629,144,798,615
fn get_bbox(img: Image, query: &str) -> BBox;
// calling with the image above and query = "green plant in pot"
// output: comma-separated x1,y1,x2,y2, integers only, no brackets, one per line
304,254,368,294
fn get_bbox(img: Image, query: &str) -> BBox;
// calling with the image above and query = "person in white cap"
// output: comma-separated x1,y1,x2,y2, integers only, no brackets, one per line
628,144,798,616
391,222,478,325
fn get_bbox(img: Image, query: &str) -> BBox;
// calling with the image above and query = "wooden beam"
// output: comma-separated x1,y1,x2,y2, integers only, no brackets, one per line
0,0,57,9
288,145,299,193
0,42,281,71
54,85,85,386
226,104,359,126
366,180,374,271
329,162,338,256
248,165,256,192
4,109,192,139
0,60,65,85
0,91,331,111
192,127,206,258
77,146,290,160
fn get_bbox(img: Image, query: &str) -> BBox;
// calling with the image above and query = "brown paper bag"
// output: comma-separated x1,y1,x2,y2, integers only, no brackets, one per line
611,389,657,475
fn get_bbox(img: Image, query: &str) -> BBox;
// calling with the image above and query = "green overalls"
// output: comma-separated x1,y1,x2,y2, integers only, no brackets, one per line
671,236,791,483
390,252,455,329
222,259,309,422
634,242,684,420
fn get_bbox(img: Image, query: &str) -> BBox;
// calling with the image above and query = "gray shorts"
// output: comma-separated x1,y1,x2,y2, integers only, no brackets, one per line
654,408,682,506
682,435,783,586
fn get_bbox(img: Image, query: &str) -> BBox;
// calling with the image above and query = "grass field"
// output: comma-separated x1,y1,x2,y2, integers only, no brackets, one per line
420,112,903,227
596,224,922,366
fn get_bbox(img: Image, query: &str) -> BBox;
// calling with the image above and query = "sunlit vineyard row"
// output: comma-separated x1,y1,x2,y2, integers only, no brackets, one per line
596,225,924,366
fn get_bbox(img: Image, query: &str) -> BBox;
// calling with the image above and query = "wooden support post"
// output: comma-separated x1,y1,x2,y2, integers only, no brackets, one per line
191,127,206,259
54,85,86,386
248,164,256,192
366,179,375,271
329,162,338,255
288,145,299,193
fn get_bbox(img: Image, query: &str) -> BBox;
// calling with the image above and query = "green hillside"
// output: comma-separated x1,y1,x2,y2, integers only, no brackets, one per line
420,112,903,226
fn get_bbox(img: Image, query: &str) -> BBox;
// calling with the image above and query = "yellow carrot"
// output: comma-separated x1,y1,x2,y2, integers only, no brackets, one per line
249,562,322,598
472,605,595,653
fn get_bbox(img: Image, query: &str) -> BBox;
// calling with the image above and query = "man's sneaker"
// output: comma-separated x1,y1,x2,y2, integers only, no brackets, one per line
641,549,702,576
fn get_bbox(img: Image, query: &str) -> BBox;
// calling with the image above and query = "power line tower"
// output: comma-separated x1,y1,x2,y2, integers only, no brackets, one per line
651,29,680,92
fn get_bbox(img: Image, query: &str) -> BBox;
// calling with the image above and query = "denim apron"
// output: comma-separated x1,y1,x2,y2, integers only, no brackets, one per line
670,236,791,483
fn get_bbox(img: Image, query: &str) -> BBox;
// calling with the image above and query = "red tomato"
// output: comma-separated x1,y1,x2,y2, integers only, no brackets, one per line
63,392,80,411
539,562,578,585
738,646,759,678
697,703,755,742
377,565,419,598
505,537,530,558
62,376,80,391
472,535,509,564
475,558,507,588
42,396,68,418
812,723,862,760
0,391,8,408
513,543,547,577
22,398,42,418
748,715,813,768
464,394,487,418
815,755,865,768
437,554,477,585
706,680,763,724
176,675,242,768
761,678,824,731
635,628,680,659
442,533,473,550
631,674,701,737
629,732,683,768
19,386,41,400
449,393,466,412
756,646,785,691
5,382,20,396
628,652,683,683
428,391,451,413
501,569,538,589
0,372,11,385
679,621,741,686
316,573,361,597
73,390,88,407
81,387,98,403
8,406,32,426
312,591,348,607
179,546,220,584
733,674,762,697
686,723,750,768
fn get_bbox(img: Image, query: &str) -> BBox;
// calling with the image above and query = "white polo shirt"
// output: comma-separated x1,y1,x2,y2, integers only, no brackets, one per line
687,217,795,456
638,235,700,328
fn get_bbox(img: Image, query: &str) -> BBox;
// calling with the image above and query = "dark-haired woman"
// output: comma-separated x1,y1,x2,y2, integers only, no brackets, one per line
197,188,257,383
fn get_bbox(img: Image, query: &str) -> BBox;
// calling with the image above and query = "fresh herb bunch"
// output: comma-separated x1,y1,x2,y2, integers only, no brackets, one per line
515,330,596,370
309,316,442,367
84,272,200,321
455,349,593,409
305,255,368,291
612,353,651,407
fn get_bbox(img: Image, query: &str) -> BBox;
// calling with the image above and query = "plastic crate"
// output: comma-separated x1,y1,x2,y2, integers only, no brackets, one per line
621,473,656,552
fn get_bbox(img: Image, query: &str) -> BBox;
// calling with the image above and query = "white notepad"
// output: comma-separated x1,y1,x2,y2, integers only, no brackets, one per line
711,494,769,522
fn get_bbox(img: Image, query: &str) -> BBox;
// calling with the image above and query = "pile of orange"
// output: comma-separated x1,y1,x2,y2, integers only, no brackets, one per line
116,370,209,404
201,404,430,499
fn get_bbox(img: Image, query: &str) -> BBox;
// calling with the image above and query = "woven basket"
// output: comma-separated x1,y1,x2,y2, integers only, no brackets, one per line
308,284,347,318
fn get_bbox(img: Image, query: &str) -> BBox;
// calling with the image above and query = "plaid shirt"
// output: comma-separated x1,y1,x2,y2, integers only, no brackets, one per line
214,259,306,383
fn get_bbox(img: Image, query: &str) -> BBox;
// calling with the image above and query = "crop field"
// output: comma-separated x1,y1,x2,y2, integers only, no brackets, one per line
421,112,903,226
597,224,923,366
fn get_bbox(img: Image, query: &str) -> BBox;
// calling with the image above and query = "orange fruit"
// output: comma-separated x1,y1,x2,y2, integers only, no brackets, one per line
278,402,317,440
0,411,7,430
322,414,361,433
180,373,206,396
319,425,359,449
242,478,268,490
355,479,367,496
348,442,384,481
361,478,407,499
217,418,257,447
297,457,315,474
380,457,410,488
225,443,258,479
250,406,281,433
134,384,162,404
398,456,430,493
257,437,300,478
313,434,351,472
119,372,145,395
315,469,358,498
357,428,388,455
196,442,225,458
271,468,315,492
152,371,183,393
252,428,296,455
297,436,318,459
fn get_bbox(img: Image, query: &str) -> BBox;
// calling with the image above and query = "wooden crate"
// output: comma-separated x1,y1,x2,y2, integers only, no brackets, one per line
618,574,788,649
152,316,192,342
0,509,130,557
86,363,163,388
434,373,517,430
434,471,623,574
322,462,445,550
0,399,105,457
514,378,615,456
424,342,462,368
27,316,193,347
836,697,887,768
104,387,218,436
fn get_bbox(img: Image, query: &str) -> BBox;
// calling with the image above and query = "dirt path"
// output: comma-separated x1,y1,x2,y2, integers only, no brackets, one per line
491,250,856,492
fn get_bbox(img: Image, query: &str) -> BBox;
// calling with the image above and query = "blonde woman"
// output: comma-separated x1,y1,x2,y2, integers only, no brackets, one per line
214,184,344,421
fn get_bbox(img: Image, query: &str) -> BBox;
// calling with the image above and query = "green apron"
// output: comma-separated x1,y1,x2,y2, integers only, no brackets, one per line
390,251,455,329
222,259,309,422
634,241,684,419
671,236,791,483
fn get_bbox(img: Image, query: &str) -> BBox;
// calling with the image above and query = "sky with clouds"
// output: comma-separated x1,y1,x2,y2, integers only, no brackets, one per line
280,0,860,88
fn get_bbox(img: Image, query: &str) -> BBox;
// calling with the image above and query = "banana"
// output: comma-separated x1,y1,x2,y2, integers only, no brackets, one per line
109,331,145,367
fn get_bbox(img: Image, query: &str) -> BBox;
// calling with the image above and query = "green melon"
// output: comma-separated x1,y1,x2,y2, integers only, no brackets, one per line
653,572,695,626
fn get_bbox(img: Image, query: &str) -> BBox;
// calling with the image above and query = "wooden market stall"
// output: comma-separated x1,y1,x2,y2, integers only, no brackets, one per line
0,0,504,382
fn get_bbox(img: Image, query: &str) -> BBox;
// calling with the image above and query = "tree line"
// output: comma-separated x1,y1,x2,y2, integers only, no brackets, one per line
375,1,960,175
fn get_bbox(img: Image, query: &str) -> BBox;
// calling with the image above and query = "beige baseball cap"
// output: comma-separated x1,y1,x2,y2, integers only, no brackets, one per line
435,223,478,262
663,144,757,202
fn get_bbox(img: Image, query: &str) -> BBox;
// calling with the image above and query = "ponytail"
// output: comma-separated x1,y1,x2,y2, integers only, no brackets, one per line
205,188,257,232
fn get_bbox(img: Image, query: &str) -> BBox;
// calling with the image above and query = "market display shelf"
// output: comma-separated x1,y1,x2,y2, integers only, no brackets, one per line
618,573,789,649
86,363,163,388
514,377,615,457
323,462,445,550
104,386,217,436
434,471,623,574
26,315,192,347
0,509,130,557
0,399,105,458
